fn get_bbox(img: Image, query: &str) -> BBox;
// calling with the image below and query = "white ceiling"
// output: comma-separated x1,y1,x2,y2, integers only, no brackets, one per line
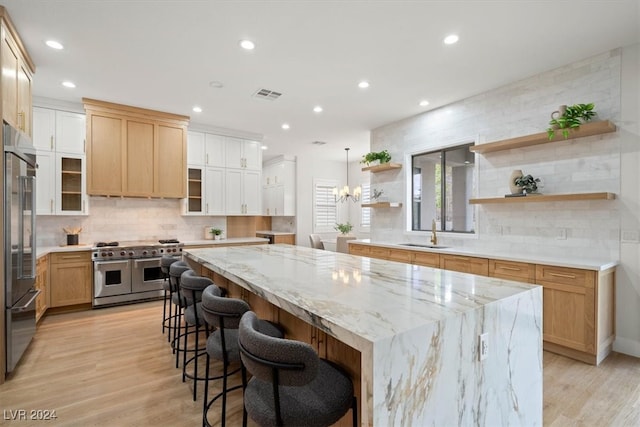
3,1,639,162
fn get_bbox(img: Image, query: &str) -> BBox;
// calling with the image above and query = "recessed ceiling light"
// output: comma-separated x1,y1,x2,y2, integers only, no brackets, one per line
358,81,370,89
419,100,430,107
240,39,255,50
192,106,202,113
281,123,290,130
45,40,64,50
209,80,224,89
444,34,459,45
261,145,268,150
313,106,323,113
61,81,76,88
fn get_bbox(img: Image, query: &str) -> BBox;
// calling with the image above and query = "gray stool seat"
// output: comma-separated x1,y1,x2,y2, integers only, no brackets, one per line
201,286,284,427
239,311,356,427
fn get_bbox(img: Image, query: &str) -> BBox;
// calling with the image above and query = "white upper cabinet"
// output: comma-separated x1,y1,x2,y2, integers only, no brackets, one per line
55,111,86,154
33,107,55,151
225,137,261,170
262,156,296,216
188,131,226,167
225,169,261,215
187,131,205,165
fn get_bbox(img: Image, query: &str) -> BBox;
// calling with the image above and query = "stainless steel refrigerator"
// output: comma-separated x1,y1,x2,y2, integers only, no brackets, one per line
4,122,38,374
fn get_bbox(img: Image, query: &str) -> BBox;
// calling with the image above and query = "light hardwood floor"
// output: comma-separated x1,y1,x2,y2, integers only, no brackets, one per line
1,300,639,426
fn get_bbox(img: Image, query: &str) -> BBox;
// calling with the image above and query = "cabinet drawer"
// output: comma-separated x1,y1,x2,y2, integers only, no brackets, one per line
536,265,595,288
388,248,412,263
489,259,536,283
51,251,91,264
440,254,488,276
412,251,440,268
369,247,390,260
349,244,370,257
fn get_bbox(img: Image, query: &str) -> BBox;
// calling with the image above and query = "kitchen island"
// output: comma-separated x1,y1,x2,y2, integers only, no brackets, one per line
184,244,542,426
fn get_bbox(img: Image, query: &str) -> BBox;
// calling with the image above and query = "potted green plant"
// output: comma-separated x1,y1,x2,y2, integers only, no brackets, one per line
334,222,354,235
361,150,392,166
514,174,541,194
547,103,596,140
210,228,223,240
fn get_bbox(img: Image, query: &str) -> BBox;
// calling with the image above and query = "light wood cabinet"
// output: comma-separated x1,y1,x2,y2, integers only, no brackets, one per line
83,98,189,198
35,255,49,322
349,243,371,257
1,15,34,136
412,251,440,268
489,259,536,283
439,254,489,276
536,264,615,365
49,251,92,307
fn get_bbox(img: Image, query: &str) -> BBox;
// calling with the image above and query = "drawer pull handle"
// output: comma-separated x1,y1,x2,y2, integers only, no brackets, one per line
501,266,521,271
549,272,577,279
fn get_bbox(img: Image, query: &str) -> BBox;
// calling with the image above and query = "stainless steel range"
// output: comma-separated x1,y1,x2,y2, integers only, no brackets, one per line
92,240,183,307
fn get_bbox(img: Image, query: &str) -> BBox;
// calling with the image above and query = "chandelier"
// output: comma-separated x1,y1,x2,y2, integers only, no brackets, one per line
333,148,361,203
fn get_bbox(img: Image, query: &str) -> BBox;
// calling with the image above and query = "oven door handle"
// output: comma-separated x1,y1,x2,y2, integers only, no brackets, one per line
95,260,131,266
133,258,162,267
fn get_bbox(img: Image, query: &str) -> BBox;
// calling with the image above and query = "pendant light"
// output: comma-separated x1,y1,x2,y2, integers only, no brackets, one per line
333,148,361,203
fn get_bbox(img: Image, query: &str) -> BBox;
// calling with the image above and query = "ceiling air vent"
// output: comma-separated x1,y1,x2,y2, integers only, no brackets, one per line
312,141,327,145
253,88,282,101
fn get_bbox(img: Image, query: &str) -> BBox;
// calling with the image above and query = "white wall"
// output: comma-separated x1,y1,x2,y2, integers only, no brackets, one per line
369,46,640,358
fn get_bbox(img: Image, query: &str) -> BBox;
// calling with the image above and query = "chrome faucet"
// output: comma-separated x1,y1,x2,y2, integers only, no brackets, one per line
430,219,438,245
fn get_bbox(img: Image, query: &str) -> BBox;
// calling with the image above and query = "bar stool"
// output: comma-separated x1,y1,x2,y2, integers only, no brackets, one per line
169,261,191,368
201,285,283,427
161,255,179,341
180,270,215,401
238,311,357,427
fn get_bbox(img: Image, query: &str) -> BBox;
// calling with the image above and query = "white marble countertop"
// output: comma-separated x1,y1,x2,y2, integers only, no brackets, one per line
184,244,537,349
255,230,296,236
348,239,617,271
36,237,269,258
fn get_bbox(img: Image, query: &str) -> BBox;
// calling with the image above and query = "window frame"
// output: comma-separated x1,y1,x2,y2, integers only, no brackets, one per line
312,178,339,233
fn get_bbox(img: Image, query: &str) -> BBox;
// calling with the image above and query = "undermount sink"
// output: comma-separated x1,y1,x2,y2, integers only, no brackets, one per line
399,243,448,249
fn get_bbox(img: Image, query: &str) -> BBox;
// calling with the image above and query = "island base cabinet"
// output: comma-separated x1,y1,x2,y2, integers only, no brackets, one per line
537,265,615,365
201,267,362,426
49,252,92,308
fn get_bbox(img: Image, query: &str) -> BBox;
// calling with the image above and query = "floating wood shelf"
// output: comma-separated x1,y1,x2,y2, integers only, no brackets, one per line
469,120,616,154
361,162,402,172
362,202,403,208
469,192,616,204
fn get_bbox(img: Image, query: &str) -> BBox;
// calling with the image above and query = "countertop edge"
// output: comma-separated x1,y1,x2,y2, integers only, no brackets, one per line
348,240,618,271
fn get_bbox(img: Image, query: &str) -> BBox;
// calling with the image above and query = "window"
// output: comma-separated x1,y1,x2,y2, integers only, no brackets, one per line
313,179,338,232
411,143,475,233
361,182,371,227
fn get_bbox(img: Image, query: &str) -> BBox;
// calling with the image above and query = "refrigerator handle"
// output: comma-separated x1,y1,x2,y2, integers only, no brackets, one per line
11,288,40,311
18,175,36,279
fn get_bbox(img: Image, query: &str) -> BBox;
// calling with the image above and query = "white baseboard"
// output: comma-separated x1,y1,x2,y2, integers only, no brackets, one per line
613,336,640,358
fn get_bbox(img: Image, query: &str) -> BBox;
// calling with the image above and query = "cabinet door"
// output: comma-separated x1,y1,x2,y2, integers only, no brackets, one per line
185,167,204,215
205,167,225,215
225,137,243,169
488,259,536,283
243,139,262,170
55,111,86,154
388,248,412,263
17,62,32,136
439,254,489,276
49,254,92,307
349,244,370,257
187,131,205,165
56,154,87,215
272,185,285,216
156,123,186,198
412,251,440,268
225,169,243,214
35,150,55,215
35,255,49,322
243,170,262,215
87,114,124,195
125,119,154,196
33,107,56,151
205,134,225,167
1,32,18,129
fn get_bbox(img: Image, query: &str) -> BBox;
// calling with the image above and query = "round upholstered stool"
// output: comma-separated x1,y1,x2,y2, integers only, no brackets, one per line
180,270,215,401
239,311,357,427
169,261,192,368
201,288,283,427
161,255,180,341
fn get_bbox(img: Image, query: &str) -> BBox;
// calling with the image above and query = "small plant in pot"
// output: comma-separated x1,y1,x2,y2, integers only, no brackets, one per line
547,103,596,140
334,222,354,235
361,150,392,166
210,228,223,240
514,174,541,195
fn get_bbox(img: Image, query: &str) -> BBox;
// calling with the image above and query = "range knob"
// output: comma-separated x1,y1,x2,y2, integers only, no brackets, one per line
151,250,157,255
108,251,114,256
142,250,148,256
120,251,126,256
128,251,134,256
101,252,107,257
